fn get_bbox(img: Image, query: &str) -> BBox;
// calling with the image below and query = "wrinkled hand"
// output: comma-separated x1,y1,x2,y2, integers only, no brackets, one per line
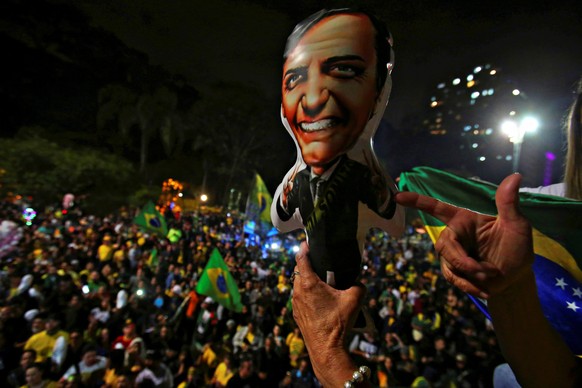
395,174,533,298
292,243,366,385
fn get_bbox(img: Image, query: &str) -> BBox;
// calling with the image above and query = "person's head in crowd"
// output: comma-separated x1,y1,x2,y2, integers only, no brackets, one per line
298,358,311,374
237,356,255,379
434,336,446,352
263,336,274,351
455,353,468,370
45,312,62,335
123,320,137,339
114,373,132,388
24,364,45,387
69,330,84,351
144,349,163,368
20,349,37,371
30,315,45,334
81,345,101,366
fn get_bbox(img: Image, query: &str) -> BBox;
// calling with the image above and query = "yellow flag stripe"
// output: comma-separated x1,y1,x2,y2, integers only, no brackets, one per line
425,225,582,283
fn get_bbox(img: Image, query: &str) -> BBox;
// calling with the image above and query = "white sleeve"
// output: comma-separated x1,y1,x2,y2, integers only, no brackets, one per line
519,183,566,198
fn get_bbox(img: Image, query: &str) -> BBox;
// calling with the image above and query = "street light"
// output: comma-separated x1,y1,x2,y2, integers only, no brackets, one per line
501,116,539,172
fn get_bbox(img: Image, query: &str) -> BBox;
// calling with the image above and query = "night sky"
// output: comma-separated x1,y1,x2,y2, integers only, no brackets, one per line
72,0,582,123
6,0,582,196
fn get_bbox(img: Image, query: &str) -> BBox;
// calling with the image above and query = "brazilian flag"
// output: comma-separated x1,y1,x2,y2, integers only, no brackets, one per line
399,166,582,356
246,173,273,224
134,201,168,238
196,249,243,312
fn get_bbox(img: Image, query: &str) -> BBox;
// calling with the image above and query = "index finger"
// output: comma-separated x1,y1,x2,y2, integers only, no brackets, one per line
395,191,459,225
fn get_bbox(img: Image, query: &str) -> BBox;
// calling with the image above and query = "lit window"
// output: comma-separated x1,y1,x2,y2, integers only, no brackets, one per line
467,74,474,81
479,156,486,162
471,91,480,99
490,69,497,75
430,101,438,107
431,96,436,101
512,89,520,96
470,100,476,105
474,66,482,73
506,155,512,161
437,83,445,89
509,111,516,116
496,155,502,160
488,88,494,95
464,125,472,131
485,64,491,69
474,124,480,128
453,78,461,85
467,80,475,88
485,128,493,135
473,129,479,134
472,143,478,148
482,90,488,96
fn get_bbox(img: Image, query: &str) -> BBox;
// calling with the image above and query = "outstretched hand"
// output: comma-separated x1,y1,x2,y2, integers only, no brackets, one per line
292,242,367,386
395,173,534,299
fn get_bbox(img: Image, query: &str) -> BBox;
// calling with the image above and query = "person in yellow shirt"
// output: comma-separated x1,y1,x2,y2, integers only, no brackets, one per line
22,363,57,388
211,354,234,387
285,326,306,368
97,235,114,262
24,314,69,364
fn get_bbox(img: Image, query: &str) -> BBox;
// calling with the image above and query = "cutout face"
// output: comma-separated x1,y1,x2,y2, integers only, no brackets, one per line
282,14,379,174
272,9,404,290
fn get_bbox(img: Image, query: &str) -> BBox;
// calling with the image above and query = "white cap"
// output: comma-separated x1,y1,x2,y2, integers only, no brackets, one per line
24,309,39,321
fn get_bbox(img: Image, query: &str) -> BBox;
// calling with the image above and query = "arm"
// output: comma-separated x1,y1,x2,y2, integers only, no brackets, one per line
292,244,370,387
395,173,581,387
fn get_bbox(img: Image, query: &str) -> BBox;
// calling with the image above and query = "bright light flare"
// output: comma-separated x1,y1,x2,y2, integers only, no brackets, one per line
200,194,208,202
521,117,539,133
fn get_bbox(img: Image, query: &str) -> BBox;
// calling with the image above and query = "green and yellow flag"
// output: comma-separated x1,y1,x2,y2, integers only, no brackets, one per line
196,248,243,312
134,201,168,237
246,173,272,224
399,166,582,356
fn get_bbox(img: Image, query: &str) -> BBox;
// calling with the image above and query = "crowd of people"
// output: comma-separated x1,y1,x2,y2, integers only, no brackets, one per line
0,198,512,388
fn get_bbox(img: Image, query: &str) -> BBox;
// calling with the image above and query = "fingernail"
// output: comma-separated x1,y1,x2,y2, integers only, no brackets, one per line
479,292,489,299
475,272,487,281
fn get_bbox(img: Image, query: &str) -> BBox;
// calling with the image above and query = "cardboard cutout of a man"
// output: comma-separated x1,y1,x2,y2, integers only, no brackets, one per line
271,9,405,290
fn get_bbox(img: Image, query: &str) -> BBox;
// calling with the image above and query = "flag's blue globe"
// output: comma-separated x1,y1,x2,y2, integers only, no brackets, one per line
149,217,162,228
216,274,228,294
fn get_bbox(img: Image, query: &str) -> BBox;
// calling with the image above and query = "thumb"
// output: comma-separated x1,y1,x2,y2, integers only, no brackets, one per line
495,173,522,222
295,242,317,281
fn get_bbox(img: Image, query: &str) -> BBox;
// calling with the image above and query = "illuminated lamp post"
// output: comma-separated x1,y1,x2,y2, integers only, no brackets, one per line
501,116,539,172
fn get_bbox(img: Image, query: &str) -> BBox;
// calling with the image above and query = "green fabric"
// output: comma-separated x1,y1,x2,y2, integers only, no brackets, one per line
398,166,582,271
196,249,243,312
133,201,168,237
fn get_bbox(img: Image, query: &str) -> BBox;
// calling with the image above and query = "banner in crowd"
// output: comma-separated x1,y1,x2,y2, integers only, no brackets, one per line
246,173,272,223
196,248,243,312
399,166,582,356
134,201,168,238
